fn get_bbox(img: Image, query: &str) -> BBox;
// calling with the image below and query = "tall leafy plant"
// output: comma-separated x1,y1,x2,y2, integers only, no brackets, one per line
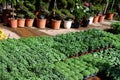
8,0,20,18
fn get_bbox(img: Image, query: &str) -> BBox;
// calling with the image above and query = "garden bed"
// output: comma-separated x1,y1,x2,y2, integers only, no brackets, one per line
0,29,120,80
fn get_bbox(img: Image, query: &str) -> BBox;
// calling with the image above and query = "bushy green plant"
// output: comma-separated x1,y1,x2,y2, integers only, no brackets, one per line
67,0,75,10
26,11,35,19
17,13,25,18
92,4,103,15
37,9,50,19
73,6,85,20
57,0,67,9
52,9,65,20
106,65,120,80
20,0,36,19
111,22,120,34
0,29,120,79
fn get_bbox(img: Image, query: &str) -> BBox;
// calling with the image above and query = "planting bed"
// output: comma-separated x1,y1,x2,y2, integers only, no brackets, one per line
0,29,120,80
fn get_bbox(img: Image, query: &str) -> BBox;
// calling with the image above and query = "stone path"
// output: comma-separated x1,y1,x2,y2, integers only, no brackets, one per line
0,20,118,39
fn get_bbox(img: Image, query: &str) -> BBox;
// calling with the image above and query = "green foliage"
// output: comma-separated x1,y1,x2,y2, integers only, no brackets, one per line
24,0,35,12
39,0,49,10
53,29,116,57
106,65,120,80
111,22,120,34
57,0,68,9
17,13,25,18
53,9,65,20
60,9,74,20
0,29,120,79
26,11,35,19
73,6,85,19
38,9,50,19
93,48,120,67
67,0,75,9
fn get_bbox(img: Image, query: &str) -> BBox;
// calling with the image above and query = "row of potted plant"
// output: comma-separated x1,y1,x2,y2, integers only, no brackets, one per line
0,0,117,29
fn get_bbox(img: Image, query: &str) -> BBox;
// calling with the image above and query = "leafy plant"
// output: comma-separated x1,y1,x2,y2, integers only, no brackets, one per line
17,13,25,18
26,11,35,19
60,9,74,20
52,9,65,20
111,22,120,34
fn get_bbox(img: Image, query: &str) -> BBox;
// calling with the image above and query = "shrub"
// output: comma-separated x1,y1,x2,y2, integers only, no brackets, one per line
111,22,120,34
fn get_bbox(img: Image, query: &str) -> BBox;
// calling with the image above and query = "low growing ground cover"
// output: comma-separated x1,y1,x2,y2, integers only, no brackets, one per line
0,29,120,80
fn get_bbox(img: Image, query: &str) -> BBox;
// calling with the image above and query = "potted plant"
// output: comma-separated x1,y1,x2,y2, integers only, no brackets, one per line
89,11,94,24
16,1,28,28
103,0,115,20
81,6,90,27
35,0,50,29
106,9,115,20
73,6,84,28
98,14,106,23
98,4,106,23
9,10,17,28
17,13,25,27
7,0,19,28
24,1,36,27
92,4,102,23
37,9,49,29
51,9,65,29
25,11,35,27
61,9,74,29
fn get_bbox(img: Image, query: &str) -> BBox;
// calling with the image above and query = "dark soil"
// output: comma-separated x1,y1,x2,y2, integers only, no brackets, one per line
104,29,118,34
97,72,112,80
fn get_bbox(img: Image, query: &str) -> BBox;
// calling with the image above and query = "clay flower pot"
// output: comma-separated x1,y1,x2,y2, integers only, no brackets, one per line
93,16,99,23
17,19,25,27
106,13,114,20
98,15,105,23
9,19,17,28
37,19,47,29
51,19,61,29
25,19,34,27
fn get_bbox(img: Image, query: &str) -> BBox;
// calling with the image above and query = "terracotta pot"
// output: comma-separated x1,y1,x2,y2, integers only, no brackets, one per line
93,16,99,23
37,19,46,29
106,13,114,20
25,19,34,27
52,19,61,29
98,15,105,23
17,19,25,27
9,19,17,28
64,20,72,29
